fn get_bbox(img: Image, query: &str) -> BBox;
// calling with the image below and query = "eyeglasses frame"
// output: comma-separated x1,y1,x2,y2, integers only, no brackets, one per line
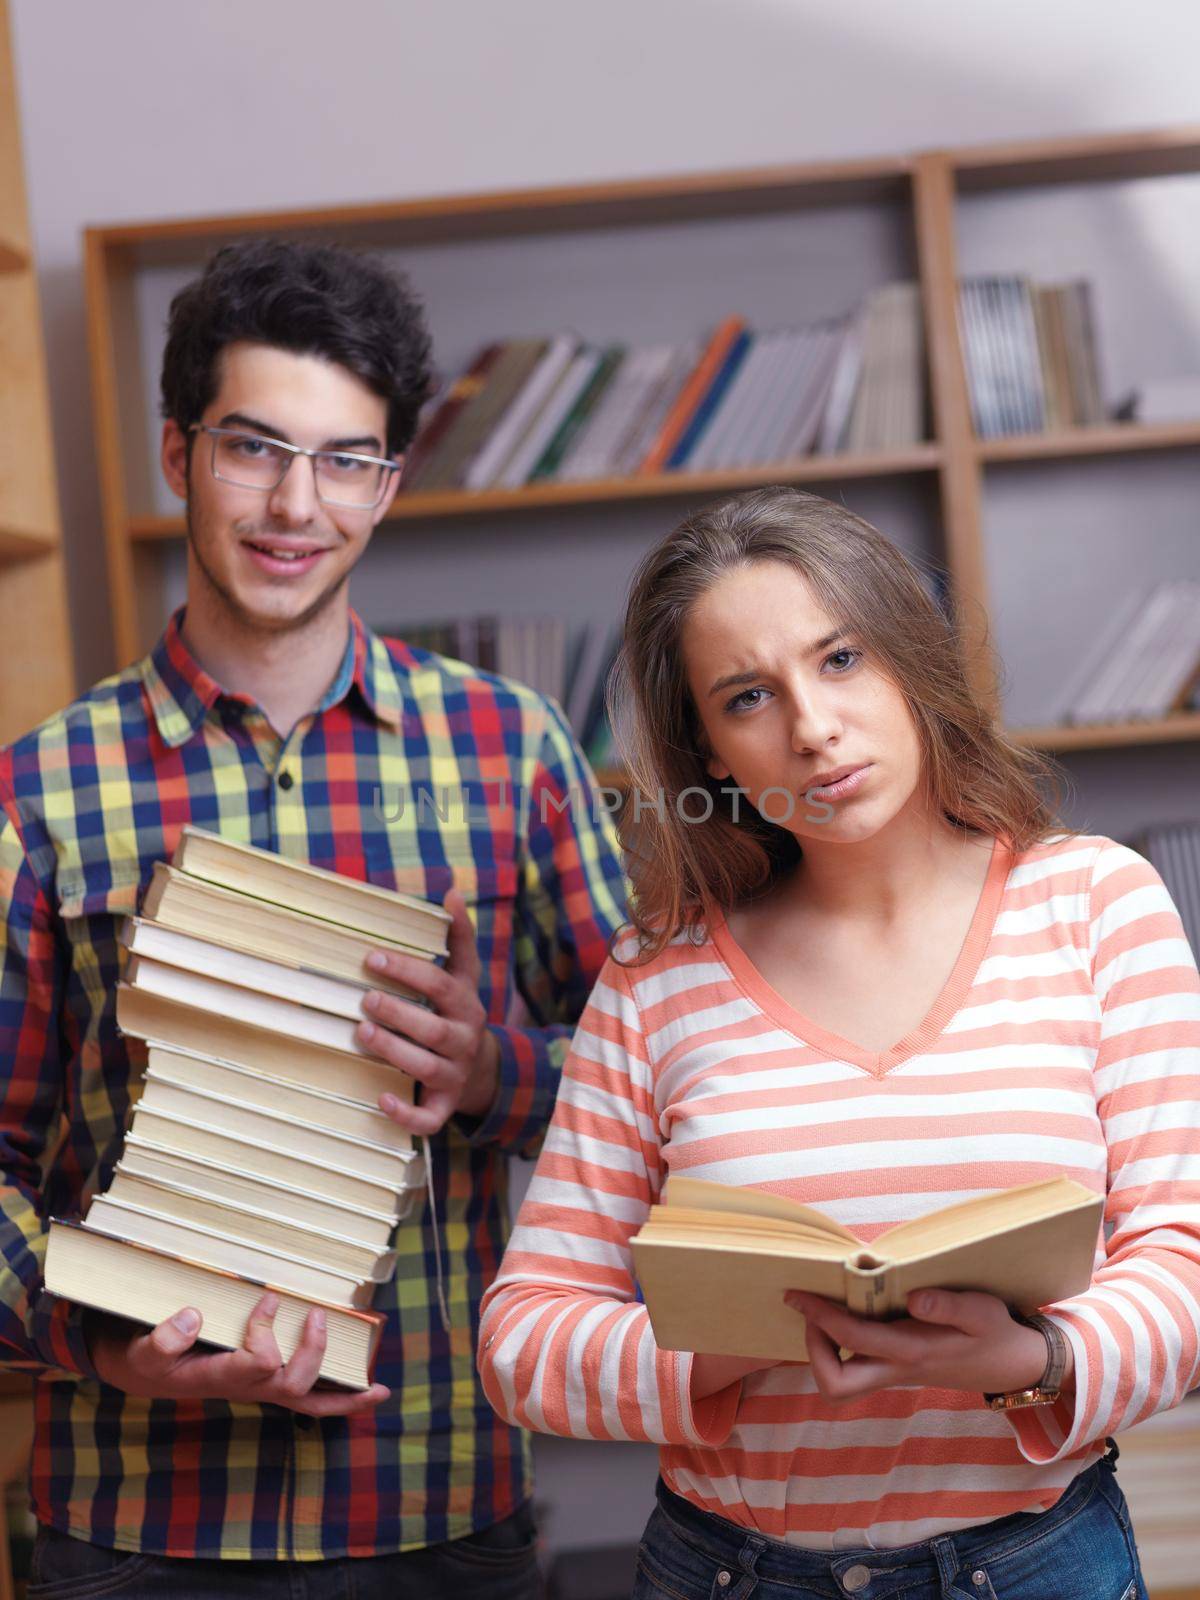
189,424,401,509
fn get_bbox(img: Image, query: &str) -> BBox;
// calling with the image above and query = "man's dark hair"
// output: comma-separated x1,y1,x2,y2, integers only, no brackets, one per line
160,237,434,455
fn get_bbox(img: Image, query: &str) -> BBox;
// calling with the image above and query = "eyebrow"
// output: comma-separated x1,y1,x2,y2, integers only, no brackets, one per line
217,412,384,453
706,629,851,698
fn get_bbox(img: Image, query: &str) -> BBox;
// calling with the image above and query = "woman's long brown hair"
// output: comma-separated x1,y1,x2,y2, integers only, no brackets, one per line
610,486,1077,963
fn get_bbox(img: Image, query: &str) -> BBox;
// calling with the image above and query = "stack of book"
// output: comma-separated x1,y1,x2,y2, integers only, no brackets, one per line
957,276,1105,438
45,826,451,1388
1044,579,1200,727
399,284,927,493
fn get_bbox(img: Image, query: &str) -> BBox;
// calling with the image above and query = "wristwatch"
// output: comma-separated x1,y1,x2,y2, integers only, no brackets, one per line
983,1314,1067,1411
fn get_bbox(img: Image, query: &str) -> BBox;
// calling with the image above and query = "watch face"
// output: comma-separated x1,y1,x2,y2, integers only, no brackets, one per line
986,1387,1060,1410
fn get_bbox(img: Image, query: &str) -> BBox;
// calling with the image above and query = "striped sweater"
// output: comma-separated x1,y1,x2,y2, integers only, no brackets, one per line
478,832,1200,1548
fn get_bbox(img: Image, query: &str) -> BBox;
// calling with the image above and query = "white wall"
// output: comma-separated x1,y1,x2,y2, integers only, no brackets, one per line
10,0,1200,684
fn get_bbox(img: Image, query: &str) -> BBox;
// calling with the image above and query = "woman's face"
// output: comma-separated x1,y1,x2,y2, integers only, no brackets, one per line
681,559,926,847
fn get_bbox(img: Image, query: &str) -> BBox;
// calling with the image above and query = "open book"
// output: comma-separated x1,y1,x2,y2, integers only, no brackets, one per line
630,1175,1104,1362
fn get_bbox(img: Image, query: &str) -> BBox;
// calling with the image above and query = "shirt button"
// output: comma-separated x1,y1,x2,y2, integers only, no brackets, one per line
843,1566,871,1593
277,770,294,790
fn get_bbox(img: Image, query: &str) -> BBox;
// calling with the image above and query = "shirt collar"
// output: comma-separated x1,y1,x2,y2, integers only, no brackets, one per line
141,608,404,749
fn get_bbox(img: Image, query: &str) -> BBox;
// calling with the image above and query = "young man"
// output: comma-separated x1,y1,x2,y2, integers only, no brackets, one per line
0,239,627,1597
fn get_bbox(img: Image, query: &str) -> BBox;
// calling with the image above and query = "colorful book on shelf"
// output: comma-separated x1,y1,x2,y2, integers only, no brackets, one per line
401,342,504,491
530,345,624,481
558,344,669,482
637,317,746,474
426,338,549,490
665,329,752,469
462,335,580,490
631,1174,1102,1362
610,342,697,476
496,343,593,488
959,276,1105,439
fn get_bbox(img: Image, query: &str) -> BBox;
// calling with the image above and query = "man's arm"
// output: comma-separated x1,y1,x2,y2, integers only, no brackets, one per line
0,798,97,1378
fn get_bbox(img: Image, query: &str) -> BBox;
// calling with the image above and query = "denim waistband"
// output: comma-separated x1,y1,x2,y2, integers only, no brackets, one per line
655,1443,1116,1590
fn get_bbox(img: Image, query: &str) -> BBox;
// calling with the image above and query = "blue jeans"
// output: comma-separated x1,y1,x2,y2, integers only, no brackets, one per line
26,1500,542,1599
633,1446,1147,1600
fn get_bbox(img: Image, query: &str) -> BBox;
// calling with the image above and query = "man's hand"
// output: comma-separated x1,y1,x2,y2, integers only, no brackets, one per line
784,1288,1064,1402
357,889,499,1135
88,1295,390,1416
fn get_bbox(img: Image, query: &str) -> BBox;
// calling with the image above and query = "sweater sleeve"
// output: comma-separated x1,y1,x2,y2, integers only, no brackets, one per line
476,944,740,1447
1007,839,1200,1463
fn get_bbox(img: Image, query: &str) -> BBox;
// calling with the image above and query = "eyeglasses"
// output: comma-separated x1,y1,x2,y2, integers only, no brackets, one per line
190,425,400,509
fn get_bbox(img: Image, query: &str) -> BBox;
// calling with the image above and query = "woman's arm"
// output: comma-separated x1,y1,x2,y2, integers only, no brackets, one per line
1001,839,1200,1462
477,946,747,1448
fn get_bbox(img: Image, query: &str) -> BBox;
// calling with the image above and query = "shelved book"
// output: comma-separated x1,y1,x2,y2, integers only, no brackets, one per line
631,1174,1103,1362
384,614,621,771
958,276,1106,438
1046,579,1200,727
398,284,928,495
44,827,451,1388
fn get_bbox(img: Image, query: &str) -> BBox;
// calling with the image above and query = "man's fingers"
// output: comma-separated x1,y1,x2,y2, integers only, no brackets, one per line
442,889,482,987
291,1381,392,1419
238,1293,285,1378
144,1306,203,1367
275,1308,327,1400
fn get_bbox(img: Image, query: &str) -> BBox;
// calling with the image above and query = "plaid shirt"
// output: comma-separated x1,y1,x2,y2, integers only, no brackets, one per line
0,608,627,1559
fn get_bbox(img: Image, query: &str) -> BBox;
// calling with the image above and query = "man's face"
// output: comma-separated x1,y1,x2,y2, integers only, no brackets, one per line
161,341,401,635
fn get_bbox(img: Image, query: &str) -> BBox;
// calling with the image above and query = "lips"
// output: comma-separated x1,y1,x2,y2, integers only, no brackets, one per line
242,539,331,577
808,763,865,789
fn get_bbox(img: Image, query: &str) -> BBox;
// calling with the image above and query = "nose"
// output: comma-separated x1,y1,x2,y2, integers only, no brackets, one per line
266,452,321,527
789,687,842,753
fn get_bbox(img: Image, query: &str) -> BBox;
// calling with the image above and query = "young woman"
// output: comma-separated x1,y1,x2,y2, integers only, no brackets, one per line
478,487,1200,1599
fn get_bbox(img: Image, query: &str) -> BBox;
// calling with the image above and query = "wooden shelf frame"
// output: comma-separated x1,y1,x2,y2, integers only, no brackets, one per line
85,122,1200,754
0,0,74,744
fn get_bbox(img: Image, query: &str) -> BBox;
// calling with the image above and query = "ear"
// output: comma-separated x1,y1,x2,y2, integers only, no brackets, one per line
161,419,190,502
372,457,404,527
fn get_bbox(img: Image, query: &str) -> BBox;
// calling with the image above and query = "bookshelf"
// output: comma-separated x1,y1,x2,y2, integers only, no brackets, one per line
0,0,73,745
84,125,1200,760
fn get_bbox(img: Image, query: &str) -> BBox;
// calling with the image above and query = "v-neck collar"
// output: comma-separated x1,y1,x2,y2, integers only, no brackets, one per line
708,834,1014,1079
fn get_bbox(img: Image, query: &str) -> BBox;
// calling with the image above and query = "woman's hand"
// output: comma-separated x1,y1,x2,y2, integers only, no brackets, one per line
785,1288,1067,1401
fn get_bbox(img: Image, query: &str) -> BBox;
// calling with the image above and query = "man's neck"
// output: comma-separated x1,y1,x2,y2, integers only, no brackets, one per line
180,586,352,741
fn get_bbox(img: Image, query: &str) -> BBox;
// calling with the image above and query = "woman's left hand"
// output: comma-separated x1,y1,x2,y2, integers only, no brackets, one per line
784,1288,1067,1400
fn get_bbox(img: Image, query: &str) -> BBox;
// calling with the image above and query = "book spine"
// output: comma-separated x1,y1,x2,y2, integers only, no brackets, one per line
462,335,579,490
530,346,623,481
638,317,746,474
665,330,752,469
401,344,503,491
